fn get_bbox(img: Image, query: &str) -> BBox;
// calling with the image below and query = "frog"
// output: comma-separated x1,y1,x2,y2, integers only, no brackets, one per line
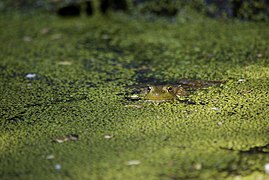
127,79,226,103
142,85,188,102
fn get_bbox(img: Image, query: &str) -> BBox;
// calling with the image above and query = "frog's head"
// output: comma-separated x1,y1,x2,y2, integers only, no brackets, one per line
143,85,179,102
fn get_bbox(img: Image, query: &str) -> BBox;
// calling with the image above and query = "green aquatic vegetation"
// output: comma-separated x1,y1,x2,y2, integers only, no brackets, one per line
0,12,269,179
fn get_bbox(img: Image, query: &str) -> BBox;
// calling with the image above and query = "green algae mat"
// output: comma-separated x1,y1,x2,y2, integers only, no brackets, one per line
0,12,269,179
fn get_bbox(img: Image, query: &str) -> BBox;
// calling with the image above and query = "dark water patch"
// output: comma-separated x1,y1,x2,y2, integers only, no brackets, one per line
222,143,269,154
7,113,26,123
138,0,179,17
57,4,81,17
101,0,128,13
178,99,197,105
217,144,269,177
0,65,7,73
240,144,269,154
85,81,96,88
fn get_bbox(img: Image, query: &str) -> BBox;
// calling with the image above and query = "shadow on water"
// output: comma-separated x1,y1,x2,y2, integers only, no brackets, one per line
216,143,269,177
221,143,269,155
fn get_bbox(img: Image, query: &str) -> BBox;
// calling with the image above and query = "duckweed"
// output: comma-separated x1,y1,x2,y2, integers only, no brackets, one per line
0,11,269,179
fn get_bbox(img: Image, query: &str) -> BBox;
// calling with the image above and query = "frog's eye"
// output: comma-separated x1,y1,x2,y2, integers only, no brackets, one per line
147,86,152,92
167,86,173,92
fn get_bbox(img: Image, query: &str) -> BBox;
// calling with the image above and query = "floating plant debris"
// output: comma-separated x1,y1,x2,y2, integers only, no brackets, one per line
54,134,79,143
126,160,141,166
25,73,36,79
